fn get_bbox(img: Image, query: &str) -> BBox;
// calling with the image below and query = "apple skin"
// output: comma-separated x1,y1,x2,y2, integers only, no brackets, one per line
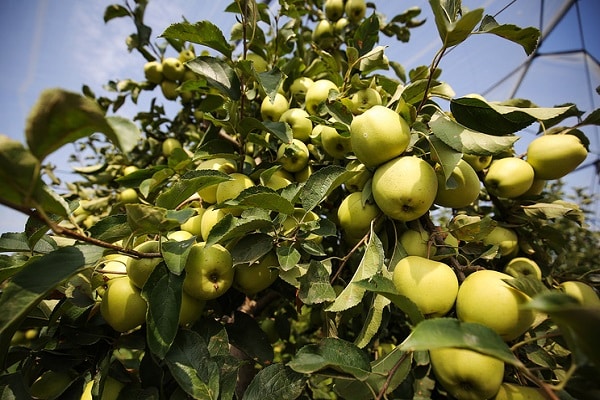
168,230,195,241
98,254,129,282
144,61,163,84
200,205,227,241
372,156,438,222
484,157,535,199
179,290,205,326
126,240,163,289
559,281,600,307
183,242,234,300
434,159,481,209
456,270,536,341
277,139,310,173
400,229,436,258
161,57,185,81
160,79,179,100
234,251,280,295
118,188,139,204
216,172,254,204
526,134,587,180
289,77,314,103
312,19,335,48
318,125,352,159
196,157,237,204
345,0,367,23
305,79,339,115
429,347,504,400
503,257,542,280
350,105,411,168
261,168,295,190
245,52,268,73
261,93,289,121
324,0,345,21
349,88,382,115
279,108,313,142
462,153,492,171
492,383,546,400
344,160,371,192
392,256,458,317
80,377,124,400
100,277,147,332
337,191,381,243
483,226,519,258
180,208,206,236
162,137,182,157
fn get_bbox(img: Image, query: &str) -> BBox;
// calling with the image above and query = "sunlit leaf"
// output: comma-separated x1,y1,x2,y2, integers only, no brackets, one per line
298,260,336,305
105,116,141,155
155,169,230,209
186,56,241,100
161,21,232,58
429,0,484,47
229,186,295,215
522,201,585,226
299,165,357,212
161,236,195,275
478,15,540,55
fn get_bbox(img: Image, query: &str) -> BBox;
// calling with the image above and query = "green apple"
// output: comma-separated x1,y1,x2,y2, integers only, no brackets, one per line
334,17,349,33
520,179,545,197
294,164,312,182
261,92,289,121
279,108,313,142
349,88,382,114
277,139,310,173
305,79,339,115
483,226,519,258
98,254,129,282
350,105,410,167
122,165,139,176
312,19,335,47
246,52,269,73
434,159,480,209
372,156,438,221
160,79,179,100
289,76,314,103
180,208,206,236
100,277,147,332
80,377,124,400
200,205,227,241
196,157,237,204
179,290,205,326
29,370,74,400
526,134,587,180
183,242,234,300
261,168,295,190
282,208,322,243
345,0,367,23
216,172,254,204
143,61,163,84
493,383,546,400
325,0,345,21
126,240,162,289
559,281,600,307
462,153,492,171
456,270,536,341
503,257,542,280
161,57,185,81
168,230,195,241
318,125,352,159
234,251,280,295
484,157,535,198
344,160,371,192
392,256,458,317
429,347,504,400
118,188,139,204
162,137,182,157
337,191,381,243
178,48,196,63
400,229,436,258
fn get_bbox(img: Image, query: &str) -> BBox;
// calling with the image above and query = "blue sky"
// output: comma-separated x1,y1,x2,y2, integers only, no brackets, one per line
1,0,599,233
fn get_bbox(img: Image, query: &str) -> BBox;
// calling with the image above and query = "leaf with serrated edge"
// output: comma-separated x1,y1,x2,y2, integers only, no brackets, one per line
354,294,391,348
155,169,230,209
298,260,336,305
478,15,540,55
300,165,357,212
186,56,241,100
161,237,195,275
229,233,273,265
243,364,307,400
161,21,232,58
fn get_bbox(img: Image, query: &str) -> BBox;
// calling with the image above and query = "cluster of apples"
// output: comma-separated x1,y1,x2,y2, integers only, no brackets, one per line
143,48,197,101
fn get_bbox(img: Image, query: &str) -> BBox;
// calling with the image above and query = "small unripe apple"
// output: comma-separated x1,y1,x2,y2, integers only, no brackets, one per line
305,79,339,115
349,88,382,114
161,57,185,81
492,383,546,400
261,93,289,121
289,77,314,103
277,139,310,173
168,230,195,241
234,251,280,295
325,0,345,21
526,134,587,180
100,277,147,332
118,188,139,204
434,159,480,209
400,229,436,258
183,242,234,300
281,208,322,243
559,281,600,307
144,61,163,84
312,19,335,48
246,52,269,73
279,108,313,142
344,160,371,192
484,157,535,198
200,205,227,241
483,226,519,258
178,48,196,63
162,137,182,157
318,125,352,159
345,0,367,23
196,157,237,204
503,257,542,280
160,79,179,100
122,165,139,176
180,208,206,236
337,191,381,242
462,153,492,171
126,240,162,289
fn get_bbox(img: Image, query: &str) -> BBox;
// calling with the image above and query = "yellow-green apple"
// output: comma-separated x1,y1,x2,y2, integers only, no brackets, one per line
334,17,349,33
482,226,519,258
122,165,139,176
520,179,545,197
429,347,504,400
261,93,289,121
305,79,339,115
196,157,237,204
282,208,322,243
98,254,129,282
180,208,206,236
350,105,410,167
261,168,295,190
492,383,546,400
462,153,492,171
349,88,382,114
162,137,182,157
337,191,381,243
484,157,535,198
372,156,438,221
503,257,542,280
126,240,163,289
345,0,367,23
318,125,352,159
456,270,536,341
392,256,458,317
144,61,163,84
289,77,314,103
161,57,185,81
29,371,74,400
178,48,196,63
100,277,147,332
400,229,436,258
312,19,335,47
246,52,268,73
118,188,139,204
277,139,310,173
168,230,195,241
216,172,254,204
160,80,179,100
183,242,234,300
344,160,371,192
559,281,600,307
179,290,205,326
234,251,280,295
295,164,312,182
279,108,313,142
81,377,124,400
434,159,480,208
526,134,587,180
325,0,345,21
200,205,227,241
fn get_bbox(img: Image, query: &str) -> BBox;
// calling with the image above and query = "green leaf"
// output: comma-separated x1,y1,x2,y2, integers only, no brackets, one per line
525,292,600,373
165,330,220,399
25,89,121,161
276,245,301,272
103,4,130,22
299,165,357,212
161,236,195,275
298,260,336,305
0,135,43,210
105,116,141,155
229,233,273,265
126,204,188,236
327,232,385,312
186,56,241,101
142,264,183,359
243,364,306,400
262,120,294,144
352,13,380,56
354,294,391,348
288,337,372,380
478,15,540,55
205,213,272,247
429,0,484,47
229,186,295,215
226,311,274,365
0,232,56,254
87,214,132,243
155,169,230,209
522,200,585,226
398,318,520,366
161,21,232,58
450,96,576,135
430,111,519,155
257,67,287,101
581,108,600,126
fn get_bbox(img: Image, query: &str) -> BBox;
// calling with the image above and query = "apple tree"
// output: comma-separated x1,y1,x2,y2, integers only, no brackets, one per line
1,0,600,399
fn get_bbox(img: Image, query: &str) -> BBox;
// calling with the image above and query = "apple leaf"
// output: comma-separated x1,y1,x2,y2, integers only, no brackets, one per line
450,96,576,135
327,232,384,312
428,136,463,182
161,21,232,58
276,245,302,272
186,56,241,101
398,318,521,366
229,233,273,266
205,213,273,248
226,311,274,365
105,116,141,155
401,79,454,105
430,111,519,155
126,204,191,236
243,364,307,400
447,214,497,242
298,260,337,305
262,120,294,144
477,15,540,55
581,108,600,126
161,236,195,275
103,4,131,22
502,276,549,299
155,169,231,209
86,214,132,244
289,337,372,380
0,232,56,254
354,293,391,348
429,0,484,47
142,264,183,359
227,186,295,215
522,201,585,226
299,165,357,212
257,67,287,103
